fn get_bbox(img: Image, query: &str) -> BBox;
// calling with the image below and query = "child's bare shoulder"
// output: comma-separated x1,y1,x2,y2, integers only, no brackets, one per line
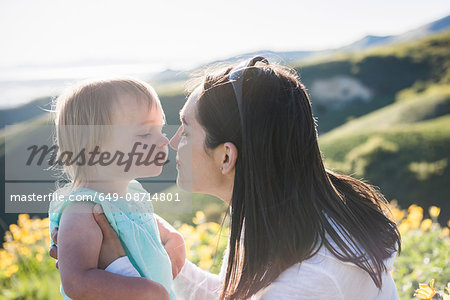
59,201,101,239
63,200,97,214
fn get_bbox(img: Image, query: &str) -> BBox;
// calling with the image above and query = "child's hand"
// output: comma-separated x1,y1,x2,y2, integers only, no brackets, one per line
49,204,127,270
155,214,187,279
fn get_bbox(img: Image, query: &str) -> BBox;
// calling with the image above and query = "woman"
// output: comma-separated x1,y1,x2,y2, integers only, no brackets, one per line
50,57,401,299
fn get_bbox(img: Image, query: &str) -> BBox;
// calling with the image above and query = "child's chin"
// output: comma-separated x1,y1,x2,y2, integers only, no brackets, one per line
143,167,163,177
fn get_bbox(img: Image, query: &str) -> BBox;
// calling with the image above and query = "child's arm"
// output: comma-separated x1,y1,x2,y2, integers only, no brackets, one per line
154,214,186,278
58,202,169,300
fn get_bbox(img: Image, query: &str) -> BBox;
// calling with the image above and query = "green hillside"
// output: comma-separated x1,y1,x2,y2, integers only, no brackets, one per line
298,31,450,133
321,83,450,141
0,97,52,129
320,112,450,221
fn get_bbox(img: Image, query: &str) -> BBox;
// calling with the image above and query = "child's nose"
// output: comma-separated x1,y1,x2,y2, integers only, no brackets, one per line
161,134,169,147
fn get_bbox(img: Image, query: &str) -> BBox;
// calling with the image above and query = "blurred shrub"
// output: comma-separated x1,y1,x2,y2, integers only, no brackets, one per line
1,203,448,300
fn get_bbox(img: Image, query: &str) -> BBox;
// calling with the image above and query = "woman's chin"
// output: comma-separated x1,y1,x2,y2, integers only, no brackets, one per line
176,176,193,192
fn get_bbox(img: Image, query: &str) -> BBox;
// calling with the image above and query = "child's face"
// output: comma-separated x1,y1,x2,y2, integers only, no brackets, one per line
95,95,169,181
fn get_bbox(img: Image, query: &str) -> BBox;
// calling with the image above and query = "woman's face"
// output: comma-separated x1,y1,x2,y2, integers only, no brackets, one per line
169,87,226,195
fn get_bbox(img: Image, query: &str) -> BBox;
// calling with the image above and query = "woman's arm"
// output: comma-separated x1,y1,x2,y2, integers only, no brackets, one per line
155,213,225,298
57,202,169,300
172,258,223,300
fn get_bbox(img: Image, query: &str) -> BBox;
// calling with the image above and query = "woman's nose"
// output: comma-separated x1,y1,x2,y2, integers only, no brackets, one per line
169,127,181,151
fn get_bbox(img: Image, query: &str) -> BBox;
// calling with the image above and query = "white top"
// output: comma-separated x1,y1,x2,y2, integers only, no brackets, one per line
171,214,399,299
172,241,399,300
108,233,399,300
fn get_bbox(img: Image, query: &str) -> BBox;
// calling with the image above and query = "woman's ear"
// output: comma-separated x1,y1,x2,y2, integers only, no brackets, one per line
220,142,238,174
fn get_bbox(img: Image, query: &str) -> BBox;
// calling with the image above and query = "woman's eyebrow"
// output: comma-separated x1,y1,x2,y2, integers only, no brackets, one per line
180,115,189,126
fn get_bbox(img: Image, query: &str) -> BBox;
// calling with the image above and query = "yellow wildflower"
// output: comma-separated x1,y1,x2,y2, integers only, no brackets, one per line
36,245,46,254
45,234,51,245
41,218,50,228
3,241,19,252
4,264,19,278
35,253,43,262
414,279,436,299
420,219,433,231
398,221,410,234
198,245,214,260
17,246,32,257
193,211,206,225
207,222,221,233
199,257,213,270
178,224,195,236
0,250,15,269
4,231,13,242
21,233,36,245
9,224,22,240
408,204,423,214
391,208,405,223
407,211,423,230
428,206,440,218
18,214,30,227
440,227,449,238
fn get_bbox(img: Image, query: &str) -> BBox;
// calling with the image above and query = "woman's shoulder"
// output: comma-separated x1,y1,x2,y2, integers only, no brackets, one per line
258,234,398,300
256,246,396,300
254,257,343,299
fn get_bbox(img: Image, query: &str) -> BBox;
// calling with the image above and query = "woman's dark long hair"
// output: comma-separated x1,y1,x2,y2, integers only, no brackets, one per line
195,62,401,300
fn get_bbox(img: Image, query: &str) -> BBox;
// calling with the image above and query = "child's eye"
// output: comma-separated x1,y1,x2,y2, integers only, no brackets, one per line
138,133,151,138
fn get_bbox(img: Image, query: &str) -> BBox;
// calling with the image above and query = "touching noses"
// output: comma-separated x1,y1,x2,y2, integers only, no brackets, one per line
160,134,170,147
169,126,182,151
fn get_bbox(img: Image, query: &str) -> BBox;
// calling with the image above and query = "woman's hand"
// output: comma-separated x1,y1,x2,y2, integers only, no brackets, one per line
92,204,127,269
49,204,126,270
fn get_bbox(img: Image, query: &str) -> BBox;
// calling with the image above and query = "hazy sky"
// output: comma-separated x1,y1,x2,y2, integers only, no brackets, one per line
1,0,449,69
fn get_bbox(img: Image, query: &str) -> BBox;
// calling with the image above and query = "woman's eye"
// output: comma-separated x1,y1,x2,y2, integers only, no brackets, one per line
138,133,151,138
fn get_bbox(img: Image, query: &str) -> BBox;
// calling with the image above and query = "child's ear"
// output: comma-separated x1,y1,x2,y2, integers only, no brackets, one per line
220,142,238,174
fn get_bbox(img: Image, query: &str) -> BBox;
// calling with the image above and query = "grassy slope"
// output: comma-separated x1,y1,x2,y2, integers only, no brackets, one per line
297,31,450,133
320,114,450,221
320,84,450,142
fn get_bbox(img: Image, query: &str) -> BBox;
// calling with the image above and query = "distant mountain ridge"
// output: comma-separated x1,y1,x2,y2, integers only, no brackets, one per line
340,15,450,52
148,14,450,82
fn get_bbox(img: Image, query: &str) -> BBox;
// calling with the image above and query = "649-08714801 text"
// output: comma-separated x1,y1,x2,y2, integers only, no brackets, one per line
9,192,181,202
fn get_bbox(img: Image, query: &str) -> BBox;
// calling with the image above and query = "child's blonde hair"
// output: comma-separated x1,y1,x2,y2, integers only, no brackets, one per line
52,77,160,186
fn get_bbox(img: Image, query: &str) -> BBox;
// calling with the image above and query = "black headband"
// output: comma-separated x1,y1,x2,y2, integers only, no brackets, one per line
229,56,269,124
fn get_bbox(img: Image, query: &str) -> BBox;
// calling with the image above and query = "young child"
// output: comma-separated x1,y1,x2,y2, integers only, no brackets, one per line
48,78,176,300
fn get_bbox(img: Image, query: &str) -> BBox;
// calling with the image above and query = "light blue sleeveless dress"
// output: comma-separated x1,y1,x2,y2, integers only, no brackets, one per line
49,180,176,300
